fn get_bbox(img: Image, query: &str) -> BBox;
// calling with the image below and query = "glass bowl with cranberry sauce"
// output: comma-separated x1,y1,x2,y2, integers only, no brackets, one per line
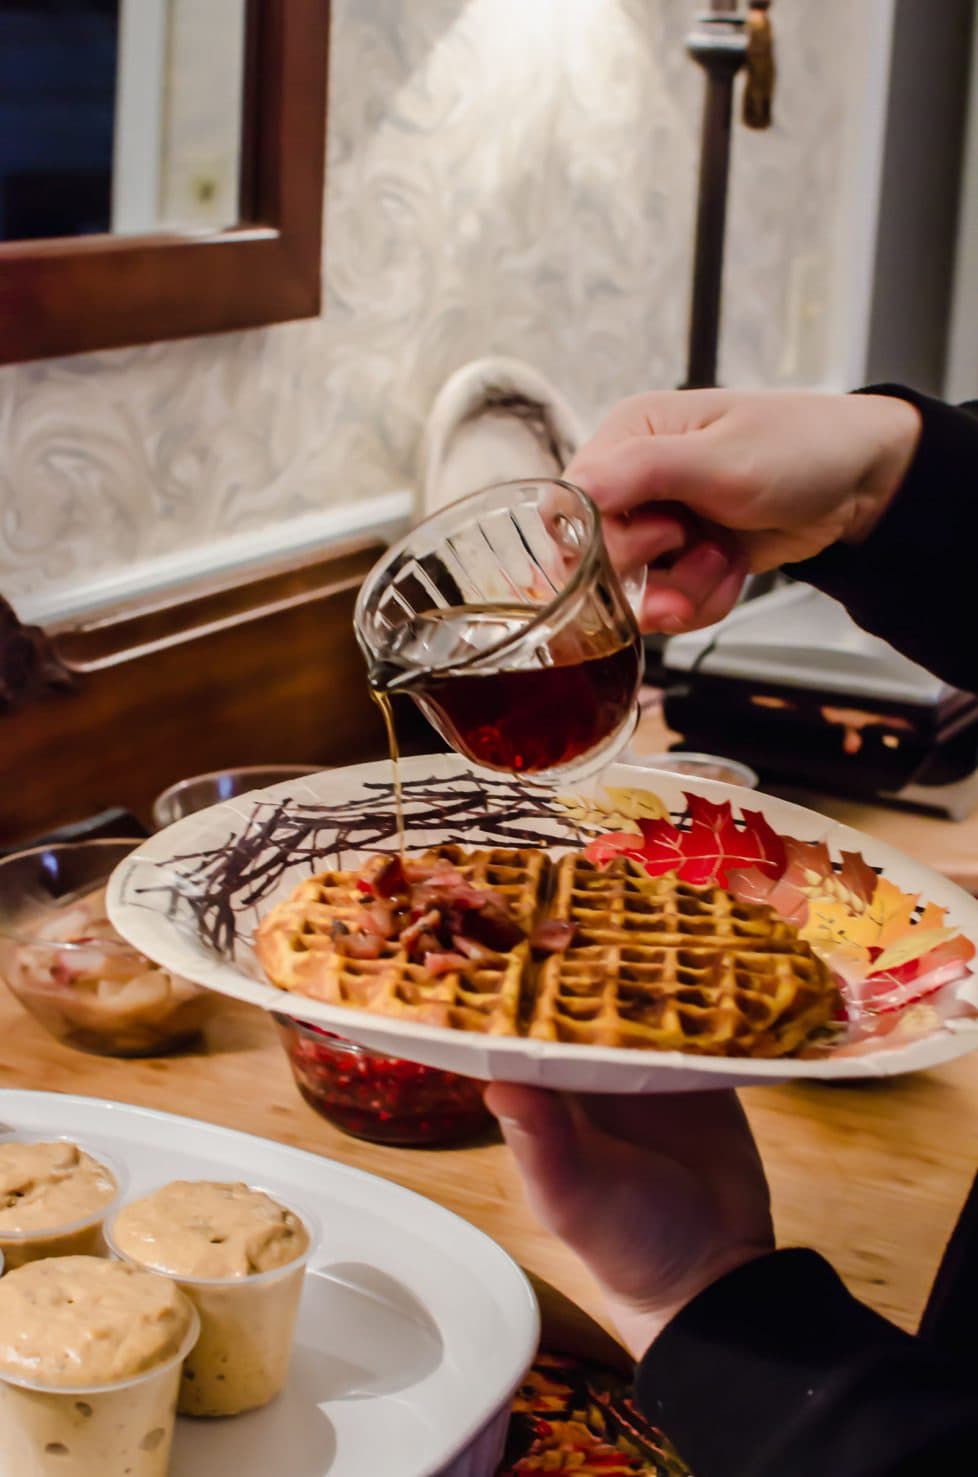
274,1015,492,1147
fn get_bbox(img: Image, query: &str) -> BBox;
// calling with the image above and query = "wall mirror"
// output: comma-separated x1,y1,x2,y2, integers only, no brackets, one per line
0,0,330,365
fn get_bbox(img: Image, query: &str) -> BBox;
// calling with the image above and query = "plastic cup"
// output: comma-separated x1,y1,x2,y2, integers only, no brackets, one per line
0,1270,198,1477
0,1136,125,1272
107,1189,317,1418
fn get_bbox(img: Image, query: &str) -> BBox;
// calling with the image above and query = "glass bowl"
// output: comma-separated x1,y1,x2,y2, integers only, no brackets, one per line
152,765,320,829
274,1015,493,1147
0,840,217,1057
623,749,759,788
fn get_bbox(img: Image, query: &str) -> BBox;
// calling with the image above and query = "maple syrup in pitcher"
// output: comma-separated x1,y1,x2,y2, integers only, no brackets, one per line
357,478,646,805
369,603,643,777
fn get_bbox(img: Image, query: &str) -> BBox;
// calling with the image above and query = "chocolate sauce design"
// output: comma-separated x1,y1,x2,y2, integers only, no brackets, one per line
126,773,585,958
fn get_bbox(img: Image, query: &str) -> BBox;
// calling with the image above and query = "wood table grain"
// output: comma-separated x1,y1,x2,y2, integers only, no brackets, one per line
4,707,978,1356
1,984,975,1349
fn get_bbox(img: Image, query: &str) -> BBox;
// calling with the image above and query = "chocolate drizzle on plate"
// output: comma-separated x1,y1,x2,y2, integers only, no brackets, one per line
127,774,583,958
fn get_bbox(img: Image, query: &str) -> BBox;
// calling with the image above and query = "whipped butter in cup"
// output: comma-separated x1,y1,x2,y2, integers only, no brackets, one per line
108,1180,314,1417
0,1255,198,1477
0,1138,123,1271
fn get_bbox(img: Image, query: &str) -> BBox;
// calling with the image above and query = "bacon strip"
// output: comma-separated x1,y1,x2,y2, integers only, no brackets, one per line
351,855,527,968
422,951,470,977
531,919,577,954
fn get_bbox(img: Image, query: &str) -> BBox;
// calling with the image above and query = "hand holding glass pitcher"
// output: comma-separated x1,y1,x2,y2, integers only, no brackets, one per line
354,480,645,783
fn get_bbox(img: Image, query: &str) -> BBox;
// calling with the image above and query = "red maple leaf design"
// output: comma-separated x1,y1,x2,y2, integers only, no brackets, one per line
727,837,840,926
582,793,978,1049
626,795,787,889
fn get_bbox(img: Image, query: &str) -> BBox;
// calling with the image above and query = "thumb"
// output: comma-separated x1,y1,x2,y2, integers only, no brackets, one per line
570,431,736,521
485,1084,587,1236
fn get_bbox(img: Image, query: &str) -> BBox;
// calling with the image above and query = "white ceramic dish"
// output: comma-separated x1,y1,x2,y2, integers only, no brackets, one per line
107,754,978,1093
0,1089,539,1477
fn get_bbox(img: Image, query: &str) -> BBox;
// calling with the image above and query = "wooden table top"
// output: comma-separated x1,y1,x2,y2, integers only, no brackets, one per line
4,707,978,1359
2,992,975,1350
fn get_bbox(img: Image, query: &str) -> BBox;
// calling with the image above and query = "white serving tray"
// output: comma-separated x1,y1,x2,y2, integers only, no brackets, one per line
0,1090,539,1477
107,754,978,1093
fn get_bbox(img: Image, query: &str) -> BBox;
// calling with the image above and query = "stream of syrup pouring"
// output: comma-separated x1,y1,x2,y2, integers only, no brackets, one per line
371,690,405,856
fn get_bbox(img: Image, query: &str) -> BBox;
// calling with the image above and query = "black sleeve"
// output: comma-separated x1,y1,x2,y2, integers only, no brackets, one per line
787,386,978,695
635,1249,978,1476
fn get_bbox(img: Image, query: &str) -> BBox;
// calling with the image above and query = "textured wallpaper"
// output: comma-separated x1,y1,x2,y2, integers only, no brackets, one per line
0,0,853,610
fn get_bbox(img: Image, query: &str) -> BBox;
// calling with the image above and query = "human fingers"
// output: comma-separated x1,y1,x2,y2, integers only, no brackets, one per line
571,430,739,523
489,1085,761,1205
565,389,735,471
685,556,747,629
489,1085,771,1357
600,505,690,574
640,539,747,633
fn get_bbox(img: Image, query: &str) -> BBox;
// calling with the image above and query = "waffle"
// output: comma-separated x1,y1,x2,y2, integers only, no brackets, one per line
255,845,550,1035
527,855,839,1057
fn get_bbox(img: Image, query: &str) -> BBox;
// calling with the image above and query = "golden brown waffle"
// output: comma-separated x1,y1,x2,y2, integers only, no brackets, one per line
527,855,839,1057
255,845,550,1035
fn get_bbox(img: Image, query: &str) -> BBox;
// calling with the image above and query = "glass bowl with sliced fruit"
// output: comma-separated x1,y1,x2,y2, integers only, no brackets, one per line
0,841,216,1057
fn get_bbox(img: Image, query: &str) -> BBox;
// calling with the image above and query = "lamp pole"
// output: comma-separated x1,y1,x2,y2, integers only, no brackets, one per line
681,3,749,389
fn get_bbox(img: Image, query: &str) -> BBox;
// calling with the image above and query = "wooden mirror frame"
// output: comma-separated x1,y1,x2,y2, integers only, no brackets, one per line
0,0,330,366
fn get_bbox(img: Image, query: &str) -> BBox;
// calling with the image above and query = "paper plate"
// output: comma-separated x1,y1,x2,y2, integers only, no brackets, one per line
106,755,978,1093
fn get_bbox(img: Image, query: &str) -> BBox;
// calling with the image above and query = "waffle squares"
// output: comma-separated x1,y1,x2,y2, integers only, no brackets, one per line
256,846,840,1058
255,845,547,1035
529,855,838,1057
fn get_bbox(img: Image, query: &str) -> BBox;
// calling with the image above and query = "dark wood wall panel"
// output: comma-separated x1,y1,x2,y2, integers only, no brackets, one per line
0,541,428,847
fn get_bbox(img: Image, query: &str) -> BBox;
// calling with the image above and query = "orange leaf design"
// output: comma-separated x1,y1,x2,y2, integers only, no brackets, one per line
586,799,976,1045
873,928,959,974
802,876,924,962
917,900,949,932
789,840,835,888
866,876,920,948
799,898,872,970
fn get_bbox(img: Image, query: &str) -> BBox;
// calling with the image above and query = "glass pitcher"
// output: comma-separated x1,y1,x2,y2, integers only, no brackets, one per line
354,479,645,783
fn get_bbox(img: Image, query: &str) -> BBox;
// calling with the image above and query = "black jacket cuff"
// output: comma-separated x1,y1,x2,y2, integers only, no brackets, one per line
786,384,978,692
636,1249,916,1475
